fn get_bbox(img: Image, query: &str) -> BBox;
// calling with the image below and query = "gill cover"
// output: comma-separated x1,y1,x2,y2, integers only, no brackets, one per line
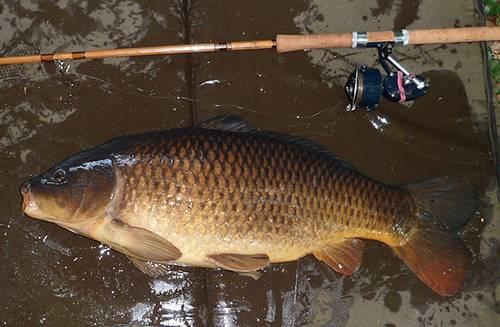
27,155,115,222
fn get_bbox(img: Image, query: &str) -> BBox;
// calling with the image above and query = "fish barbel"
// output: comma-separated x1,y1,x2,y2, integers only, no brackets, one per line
21,115,477,296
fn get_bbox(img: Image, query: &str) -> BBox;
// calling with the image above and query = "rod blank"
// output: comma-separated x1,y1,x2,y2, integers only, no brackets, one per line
0,40,276,66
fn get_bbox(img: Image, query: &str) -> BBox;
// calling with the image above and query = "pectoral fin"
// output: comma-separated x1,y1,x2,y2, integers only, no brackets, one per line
102,220,182,262
207,253,270,272
128,256,171,277
238,271,263,280
313,239,365,275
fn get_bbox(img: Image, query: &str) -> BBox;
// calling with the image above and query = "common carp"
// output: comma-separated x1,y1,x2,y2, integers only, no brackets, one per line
21,115,477,296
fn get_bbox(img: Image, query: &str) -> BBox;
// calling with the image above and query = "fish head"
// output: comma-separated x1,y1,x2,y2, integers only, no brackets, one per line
21,151,115,224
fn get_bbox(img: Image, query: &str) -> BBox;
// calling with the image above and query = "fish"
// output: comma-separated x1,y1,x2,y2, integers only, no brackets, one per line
20,115,477,296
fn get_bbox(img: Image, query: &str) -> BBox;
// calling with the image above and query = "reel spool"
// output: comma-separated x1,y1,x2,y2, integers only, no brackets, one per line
345,42,429,111
345,66,382,111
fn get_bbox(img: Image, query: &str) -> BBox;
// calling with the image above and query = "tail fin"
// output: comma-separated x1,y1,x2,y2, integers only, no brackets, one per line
405,177,477,231
393,228,471,296
393,177,477,296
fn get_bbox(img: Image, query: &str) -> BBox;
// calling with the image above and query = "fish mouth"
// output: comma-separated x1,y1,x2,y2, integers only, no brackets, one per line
20,181,45,219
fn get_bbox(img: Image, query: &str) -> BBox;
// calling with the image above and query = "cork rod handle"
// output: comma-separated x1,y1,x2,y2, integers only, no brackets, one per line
276,26,500,53
408,27,500,45
276,33,353,53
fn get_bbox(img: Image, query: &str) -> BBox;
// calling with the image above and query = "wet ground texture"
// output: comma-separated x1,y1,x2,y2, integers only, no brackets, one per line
0,0,499,326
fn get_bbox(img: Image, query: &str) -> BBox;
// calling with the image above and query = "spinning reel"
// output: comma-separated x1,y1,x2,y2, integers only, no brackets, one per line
344,42,429,111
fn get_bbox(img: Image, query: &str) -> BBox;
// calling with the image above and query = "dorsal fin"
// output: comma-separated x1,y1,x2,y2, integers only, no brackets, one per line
197,115,257,133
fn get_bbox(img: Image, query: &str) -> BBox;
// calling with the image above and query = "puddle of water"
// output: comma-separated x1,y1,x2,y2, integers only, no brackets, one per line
0,1,498,326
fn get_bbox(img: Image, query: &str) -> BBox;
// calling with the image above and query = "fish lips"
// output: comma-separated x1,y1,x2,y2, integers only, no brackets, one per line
20,179,45,220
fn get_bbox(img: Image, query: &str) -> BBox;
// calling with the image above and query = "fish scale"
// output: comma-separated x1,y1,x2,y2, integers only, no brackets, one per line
107,128,409,261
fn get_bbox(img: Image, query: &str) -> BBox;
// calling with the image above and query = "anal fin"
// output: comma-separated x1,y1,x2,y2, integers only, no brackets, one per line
313,239,365,275
207,253,270,272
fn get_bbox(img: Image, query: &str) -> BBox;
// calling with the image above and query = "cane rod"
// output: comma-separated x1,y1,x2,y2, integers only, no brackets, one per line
0,26,499,65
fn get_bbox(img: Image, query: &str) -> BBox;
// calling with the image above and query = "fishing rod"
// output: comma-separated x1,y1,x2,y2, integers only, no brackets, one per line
1,26,499,109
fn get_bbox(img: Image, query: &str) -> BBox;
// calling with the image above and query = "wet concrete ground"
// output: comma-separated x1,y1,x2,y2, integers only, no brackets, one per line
0,0,498,326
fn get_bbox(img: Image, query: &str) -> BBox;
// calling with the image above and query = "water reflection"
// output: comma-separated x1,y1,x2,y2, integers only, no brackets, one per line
368,112,390,133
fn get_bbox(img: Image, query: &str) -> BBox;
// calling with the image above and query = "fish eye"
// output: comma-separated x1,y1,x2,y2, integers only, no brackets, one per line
53,169,67,183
